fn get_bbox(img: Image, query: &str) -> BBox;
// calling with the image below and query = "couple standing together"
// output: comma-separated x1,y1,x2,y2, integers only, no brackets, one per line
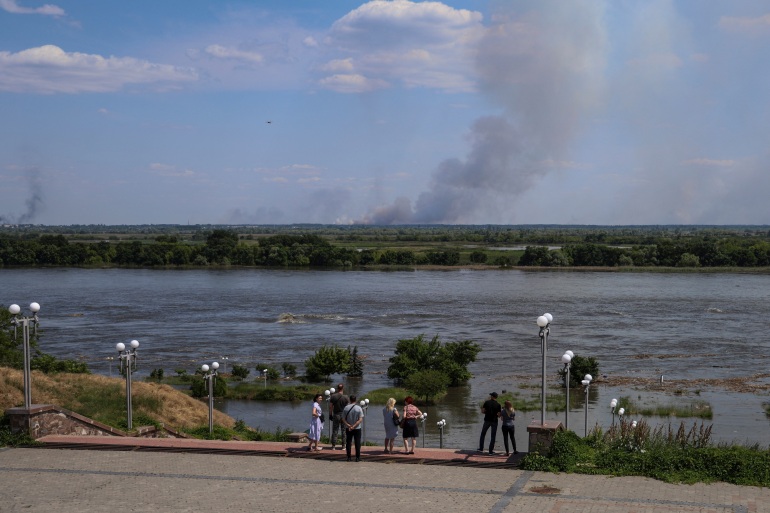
327,384,366,462
478,392,518,456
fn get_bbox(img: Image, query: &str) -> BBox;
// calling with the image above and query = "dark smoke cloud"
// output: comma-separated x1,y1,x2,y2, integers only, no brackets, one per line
0,166,44,224
358,1,607,225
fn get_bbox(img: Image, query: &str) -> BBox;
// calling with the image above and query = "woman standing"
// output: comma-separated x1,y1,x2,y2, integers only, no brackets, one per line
401,396,422,455
501,400,517,456
383,397,400,453
307,393,324,451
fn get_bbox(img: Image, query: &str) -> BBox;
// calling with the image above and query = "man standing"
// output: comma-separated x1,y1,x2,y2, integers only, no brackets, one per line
477,392,502,455
342,394,365,462
329,383,349,450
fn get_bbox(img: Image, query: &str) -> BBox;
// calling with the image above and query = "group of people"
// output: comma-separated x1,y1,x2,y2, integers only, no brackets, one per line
306,383,367,462
307,383,424,461
307,385,517,459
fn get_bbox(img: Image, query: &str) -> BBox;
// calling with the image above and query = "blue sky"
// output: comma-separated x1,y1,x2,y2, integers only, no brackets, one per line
1,0,769,226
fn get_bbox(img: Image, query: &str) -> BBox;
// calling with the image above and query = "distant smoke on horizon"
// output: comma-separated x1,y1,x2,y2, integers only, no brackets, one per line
0,166,44,224
357,1,608,225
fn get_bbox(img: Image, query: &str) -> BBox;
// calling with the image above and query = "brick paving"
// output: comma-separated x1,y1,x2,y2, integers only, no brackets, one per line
1,438,768,512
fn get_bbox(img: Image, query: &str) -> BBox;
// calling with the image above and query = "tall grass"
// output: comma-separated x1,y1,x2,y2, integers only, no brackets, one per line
522,420,770,486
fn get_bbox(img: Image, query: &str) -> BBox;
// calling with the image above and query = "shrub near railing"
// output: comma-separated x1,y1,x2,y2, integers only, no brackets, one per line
521,421,770,487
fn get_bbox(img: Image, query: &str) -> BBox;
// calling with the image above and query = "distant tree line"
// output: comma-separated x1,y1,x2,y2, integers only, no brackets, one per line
518,239,770,268
0,230,463,268
2,226,770,268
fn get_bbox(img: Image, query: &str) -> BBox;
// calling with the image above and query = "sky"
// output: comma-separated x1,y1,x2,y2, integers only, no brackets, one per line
1,0,769,226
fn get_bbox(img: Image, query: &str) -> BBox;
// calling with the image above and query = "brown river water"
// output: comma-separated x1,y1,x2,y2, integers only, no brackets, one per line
3,268,769,448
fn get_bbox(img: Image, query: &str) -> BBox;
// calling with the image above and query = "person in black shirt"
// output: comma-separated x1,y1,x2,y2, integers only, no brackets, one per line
477,392,502,454
329,383,349,450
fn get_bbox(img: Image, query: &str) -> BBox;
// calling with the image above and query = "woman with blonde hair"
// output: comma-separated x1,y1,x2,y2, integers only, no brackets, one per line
401,396,422,455
501,400,517,456
382,397,400,453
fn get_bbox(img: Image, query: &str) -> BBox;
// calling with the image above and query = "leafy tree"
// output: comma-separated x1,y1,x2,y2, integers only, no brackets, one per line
281,362,297,378
558,355,600,388
387,334,481,386
191,375,228,398
469,250,488,264
230,364,250,380
347,345,364,377
677,253,701,267
205,229,239,264
256,364,281,381
149,368,165,381
304,344,351,382
404,369,450,404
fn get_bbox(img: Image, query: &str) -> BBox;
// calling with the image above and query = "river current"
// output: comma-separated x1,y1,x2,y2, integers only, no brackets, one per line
2,268,770,448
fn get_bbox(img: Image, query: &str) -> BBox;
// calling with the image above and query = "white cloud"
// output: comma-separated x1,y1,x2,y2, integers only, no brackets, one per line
0,45,198,94
719,13,770,36
318,0,484,93
204,44,264,64
0,0,64,16
318,73,389,93
320,58,355,73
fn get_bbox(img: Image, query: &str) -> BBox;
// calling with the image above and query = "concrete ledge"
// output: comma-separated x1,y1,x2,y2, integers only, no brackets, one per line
287,432,308,443
4,405,189,439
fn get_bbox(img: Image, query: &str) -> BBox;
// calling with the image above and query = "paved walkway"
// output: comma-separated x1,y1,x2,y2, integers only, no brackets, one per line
1,438,768,512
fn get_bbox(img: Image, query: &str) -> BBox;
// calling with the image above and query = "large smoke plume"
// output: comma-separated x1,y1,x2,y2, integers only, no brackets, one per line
358,1,607,224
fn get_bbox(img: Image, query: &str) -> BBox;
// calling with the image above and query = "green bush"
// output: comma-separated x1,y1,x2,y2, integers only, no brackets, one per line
230,364,250,380
0,414,37,448
190,375,228,398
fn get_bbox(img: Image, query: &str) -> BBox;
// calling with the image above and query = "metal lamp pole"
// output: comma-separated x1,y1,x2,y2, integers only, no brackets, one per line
582,374,592,437
202,361,220,435
8,302,41,409
324,388,334,441
420,412,427,448
537,313,553,426
359,398,369,443
610,398,618,427
263,368,268,389
561,350,573,430
116,340,139,430
437,419,446,448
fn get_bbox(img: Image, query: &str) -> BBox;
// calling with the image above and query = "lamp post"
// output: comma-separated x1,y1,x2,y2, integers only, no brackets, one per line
201,361,219,436
437,419,446,448
263,368,268,389
8,302,40,410
536,313,553,426
419,412,428,448
617,407,625,426
359,398,369,443
561,350,573,430
610,398,618,427
581,374,592,437
106,356,115,377
116,339,139,430
220,356,228,374
325,388,335,441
